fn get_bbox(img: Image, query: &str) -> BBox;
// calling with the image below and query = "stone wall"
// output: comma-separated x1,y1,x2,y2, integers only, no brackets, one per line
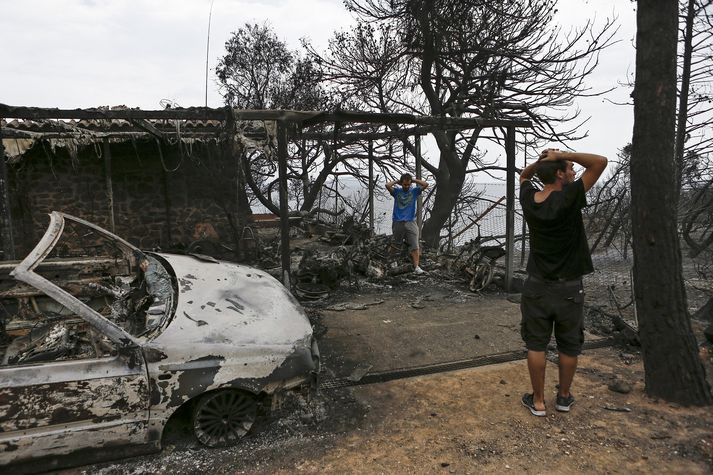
7,138,239,257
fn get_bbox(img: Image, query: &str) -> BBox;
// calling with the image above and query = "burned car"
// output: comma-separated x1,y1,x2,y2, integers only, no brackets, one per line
0,212,319,472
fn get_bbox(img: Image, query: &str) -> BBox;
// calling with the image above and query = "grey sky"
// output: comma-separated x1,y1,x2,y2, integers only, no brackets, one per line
0,0,636,167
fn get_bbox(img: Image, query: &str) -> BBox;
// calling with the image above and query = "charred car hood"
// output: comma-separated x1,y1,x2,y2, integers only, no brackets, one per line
152,253,312,352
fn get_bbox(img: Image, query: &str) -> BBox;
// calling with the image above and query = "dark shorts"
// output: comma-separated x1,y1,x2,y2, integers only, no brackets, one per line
392,220,419,251
520,276,585,356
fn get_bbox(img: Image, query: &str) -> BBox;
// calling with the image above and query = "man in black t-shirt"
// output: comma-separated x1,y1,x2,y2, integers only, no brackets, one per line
518,149,607,417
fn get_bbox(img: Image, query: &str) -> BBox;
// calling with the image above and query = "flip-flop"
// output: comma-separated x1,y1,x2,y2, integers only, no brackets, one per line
521,393,546,417
556,393,575,412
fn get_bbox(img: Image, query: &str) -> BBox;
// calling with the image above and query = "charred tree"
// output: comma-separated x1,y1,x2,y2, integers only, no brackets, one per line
674,1,713,256
217,23,345,217
674,0,697,196
310,0,616,247
674,0,713,184
631,0,712,405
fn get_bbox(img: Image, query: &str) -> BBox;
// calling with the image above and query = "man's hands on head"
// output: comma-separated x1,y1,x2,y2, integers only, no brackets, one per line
538,148,563,162
385,179,398,193
536,148,608,192
412,178,429,190
386,177,429,191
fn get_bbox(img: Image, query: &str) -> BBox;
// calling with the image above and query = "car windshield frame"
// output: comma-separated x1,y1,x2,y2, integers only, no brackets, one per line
10,211,144,348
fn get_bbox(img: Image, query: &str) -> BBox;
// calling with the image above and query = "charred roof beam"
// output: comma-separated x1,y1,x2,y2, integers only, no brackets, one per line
129,118,167,142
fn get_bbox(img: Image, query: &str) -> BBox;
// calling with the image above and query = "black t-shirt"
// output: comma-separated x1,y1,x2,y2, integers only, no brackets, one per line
519,179,593,280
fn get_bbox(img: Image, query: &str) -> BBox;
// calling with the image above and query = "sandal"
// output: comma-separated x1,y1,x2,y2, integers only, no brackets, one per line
521,393,546,417
556,393,575,412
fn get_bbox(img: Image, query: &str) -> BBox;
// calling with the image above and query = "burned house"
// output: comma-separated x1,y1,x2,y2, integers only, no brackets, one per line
1,108,275,260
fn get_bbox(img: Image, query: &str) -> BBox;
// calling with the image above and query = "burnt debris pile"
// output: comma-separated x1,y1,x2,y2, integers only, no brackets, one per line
244,214,510,300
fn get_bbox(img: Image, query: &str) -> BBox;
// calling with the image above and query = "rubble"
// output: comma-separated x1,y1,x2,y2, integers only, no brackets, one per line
181,212,508,300
324,300,384,312
608,380,633,394
280,215,508,299
347,363,373,382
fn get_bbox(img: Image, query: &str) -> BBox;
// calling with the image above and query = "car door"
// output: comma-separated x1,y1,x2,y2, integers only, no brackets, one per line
0,346,150,467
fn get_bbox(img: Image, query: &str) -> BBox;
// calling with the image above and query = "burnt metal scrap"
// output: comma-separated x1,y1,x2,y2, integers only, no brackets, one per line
0,212,319,473
3,322,72,365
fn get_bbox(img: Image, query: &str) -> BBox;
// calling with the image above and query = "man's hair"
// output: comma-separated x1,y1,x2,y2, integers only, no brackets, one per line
535,160,567,184
400,173,413,182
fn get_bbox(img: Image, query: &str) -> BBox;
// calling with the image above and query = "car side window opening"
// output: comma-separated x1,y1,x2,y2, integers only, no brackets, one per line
0,253,175,367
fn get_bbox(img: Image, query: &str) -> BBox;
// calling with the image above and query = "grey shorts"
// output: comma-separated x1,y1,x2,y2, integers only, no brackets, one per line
520,277,585,356
392,220,419,251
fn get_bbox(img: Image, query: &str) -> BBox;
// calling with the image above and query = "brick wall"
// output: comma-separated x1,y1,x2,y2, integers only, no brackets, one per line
8,138,240,257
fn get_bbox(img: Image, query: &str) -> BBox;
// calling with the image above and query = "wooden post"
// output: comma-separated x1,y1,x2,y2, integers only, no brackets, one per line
161,167,172,245
448,214,453,252
368,140,374,234
103,139,116,233
334,175,338,218
520,143,528,267
277,121,291,288
333,130,339,224
505,127,516,292
234,142,245,262
223,108,244,262
415,134,423,237
0,122,15,260
317,183,322,223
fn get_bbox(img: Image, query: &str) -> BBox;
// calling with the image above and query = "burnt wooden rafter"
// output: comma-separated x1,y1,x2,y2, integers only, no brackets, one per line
0,104,320,122
0,104,532,133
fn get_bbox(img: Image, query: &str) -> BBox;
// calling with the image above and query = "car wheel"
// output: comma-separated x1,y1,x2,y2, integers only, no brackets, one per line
193,389,257,447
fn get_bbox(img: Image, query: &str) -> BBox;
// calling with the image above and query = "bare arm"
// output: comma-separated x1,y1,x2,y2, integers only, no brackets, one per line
385,179,398,194
519,161,539,184
412,178,429,190
540,149,608,192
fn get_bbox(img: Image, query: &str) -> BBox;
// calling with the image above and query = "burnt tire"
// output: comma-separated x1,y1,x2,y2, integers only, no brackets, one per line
193,389,257,447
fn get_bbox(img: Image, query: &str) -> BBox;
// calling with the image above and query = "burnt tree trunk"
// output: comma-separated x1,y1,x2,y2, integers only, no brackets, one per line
415,10,468,249
420,146,466,248
300,142,341,213
630,0,712,405
674,0,695,199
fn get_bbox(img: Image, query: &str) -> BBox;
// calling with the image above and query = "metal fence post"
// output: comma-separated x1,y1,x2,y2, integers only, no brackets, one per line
368,140,374,234
415,135,423,237
277,121,291,288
